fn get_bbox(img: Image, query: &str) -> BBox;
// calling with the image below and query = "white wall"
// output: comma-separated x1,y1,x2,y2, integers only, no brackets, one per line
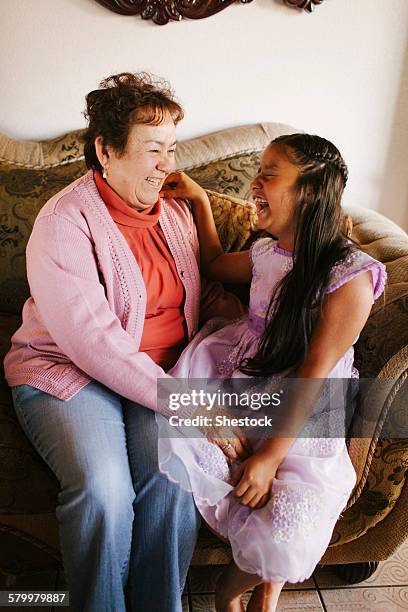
2,0,408,228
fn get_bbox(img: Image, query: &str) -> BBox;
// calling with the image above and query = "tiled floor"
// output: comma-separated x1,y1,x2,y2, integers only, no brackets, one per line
0,538,407,611
185,538,408,610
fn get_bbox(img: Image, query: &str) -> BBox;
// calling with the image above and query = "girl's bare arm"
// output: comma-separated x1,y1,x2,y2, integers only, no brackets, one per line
161,172,251,284
257,270,374,460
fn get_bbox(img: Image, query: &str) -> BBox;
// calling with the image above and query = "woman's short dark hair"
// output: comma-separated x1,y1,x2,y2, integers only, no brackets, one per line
81,72,184,173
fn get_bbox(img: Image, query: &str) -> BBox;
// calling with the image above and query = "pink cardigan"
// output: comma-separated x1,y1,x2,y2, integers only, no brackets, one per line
4,171,244,417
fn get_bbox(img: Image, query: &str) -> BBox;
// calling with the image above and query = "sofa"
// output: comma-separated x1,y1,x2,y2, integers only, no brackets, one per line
1,122,408,585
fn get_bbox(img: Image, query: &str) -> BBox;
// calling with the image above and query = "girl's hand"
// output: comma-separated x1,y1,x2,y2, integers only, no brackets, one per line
232,450,282,509
160,172,207,204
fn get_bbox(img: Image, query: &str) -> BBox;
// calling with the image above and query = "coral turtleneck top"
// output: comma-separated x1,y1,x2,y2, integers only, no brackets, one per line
94,170,187,371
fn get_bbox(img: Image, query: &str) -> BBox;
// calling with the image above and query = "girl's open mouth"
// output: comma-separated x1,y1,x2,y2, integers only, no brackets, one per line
254,197,269,213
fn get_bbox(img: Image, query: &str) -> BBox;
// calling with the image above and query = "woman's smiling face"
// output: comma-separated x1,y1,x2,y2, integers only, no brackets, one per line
251,144,300,246
96,112,177,210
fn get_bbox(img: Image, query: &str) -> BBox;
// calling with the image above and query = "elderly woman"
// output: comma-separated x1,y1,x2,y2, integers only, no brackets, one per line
4,73,244,612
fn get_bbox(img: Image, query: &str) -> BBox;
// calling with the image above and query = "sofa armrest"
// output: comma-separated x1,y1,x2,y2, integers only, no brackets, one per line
348,345,408,502
331,344,408,548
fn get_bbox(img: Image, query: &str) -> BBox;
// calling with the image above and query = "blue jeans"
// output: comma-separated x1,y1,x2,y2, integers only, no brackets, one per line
12,382,200,612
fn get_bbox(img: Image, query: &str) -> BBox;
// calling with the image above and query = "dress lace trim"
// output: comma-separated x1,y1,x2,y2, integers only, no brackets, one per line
268,487,323,543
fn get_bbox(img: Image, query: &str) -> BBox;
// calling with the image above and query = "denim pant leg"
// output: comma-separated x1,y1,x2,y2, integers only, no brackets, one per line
123,401,201,612
12,383,136,612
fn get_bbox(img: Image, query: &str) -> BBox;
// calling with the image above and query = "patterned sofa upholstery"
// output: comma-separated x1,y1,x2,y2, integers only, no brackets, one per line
0,123,407,578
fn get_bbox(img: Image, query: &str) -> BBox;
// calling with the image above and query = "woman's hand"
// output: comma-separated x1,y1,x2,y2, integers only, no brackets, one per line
194,405,252,463
209,427,251,464
160,172,208,205
232,449,282,509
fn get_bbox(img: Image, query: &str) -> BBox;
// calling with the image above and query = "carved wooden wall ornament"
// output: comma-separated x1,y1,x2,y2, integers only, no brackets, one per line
284,0,324,12
94,0,325,25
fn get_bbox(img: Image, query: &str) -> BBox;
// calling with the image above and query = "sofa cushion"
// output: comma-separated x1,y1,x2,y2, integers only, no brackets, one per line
0,522,61,574
206,190,257,252
0,162,87,314
345,205,408,377
0,313,59,515
0,126,88,315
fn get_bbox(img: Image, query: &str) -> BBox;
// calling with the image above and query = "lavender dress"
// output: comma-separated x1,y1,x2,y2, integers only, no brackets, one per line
157,238,387,584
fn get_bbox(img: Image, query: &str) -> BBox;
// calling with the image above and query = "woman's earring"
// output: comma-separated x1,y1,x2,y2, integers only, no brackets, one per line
102,168,107,179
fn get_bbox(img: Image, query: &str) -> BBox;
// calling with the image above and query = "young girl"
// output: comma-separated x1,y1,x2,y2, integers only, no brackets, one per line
157,134,387,612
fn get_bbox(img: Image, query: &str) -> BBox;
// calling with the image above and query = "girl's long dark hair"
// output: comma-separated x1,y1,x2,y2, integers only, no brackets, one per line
240,134,352,377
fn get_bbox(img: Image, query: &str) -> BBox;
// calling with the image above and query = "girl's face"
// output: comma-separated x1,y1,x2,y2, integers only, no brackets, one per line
251,144,299,248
